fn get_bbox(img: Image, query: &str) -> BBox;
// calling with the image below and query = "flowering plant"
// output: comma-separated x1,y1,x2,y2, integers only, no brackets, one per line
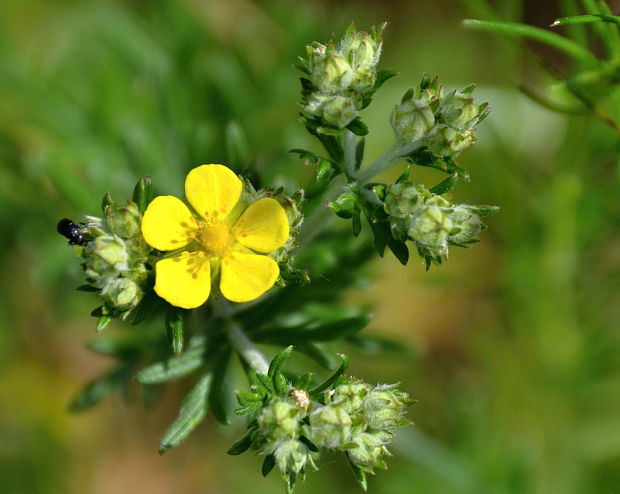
58,22,495,492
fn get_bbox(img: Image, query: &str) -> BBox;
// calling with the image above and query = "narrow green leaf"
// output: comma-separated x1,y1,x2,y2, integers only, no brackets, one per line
293,373,313,390
165,307,184,355
310,354,350,397
355,137,365,170
208,348,231,425
256,373,275,394
136,344,205,384
552,14,620,26
296,343,333,369
262,454,276,477
132,176,153,214
268,345,294,379
227,432,253,455
348,457,368,491
374,69,398,90
302,315,371,341
76,284,98,292
430,175,458,195
101,192,113,213
352,212,362,237
159,373,212,454
96,315,113,332
69,366,129,412
388,237,409,265
462,19,598,66
346,117,369,136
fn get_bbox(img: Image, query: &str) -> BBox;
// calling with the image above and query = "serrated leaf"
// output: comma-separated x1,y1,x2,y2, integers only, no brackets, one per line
136,344,205,384
159,373,212,454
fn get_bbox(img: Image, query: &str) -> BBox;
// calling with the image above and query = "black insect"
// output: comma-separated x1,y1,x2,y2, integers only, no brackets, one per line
57,218,85,245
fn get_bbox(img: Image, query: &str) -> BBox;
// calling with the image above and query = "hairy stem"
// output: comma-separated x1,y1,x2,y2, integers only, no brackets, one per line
228,322,269,375
356,141,421,184
343,129,358,179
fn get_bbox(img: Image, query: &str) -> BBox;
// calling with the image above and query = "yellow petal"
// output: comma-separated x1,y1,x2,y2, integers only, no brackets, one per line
220,252,279,303
185,164,242,221
154,251,211,309
141,196,197,251
234,198,290,253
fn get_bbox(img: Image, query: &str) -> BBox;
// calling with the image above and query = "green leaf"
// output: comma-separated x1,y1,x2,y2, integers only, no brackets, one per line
293,372,313,390
136,344,205,384
262,454,276,477
76,284,98,292
310,353,350,397
302,315,371,341
462,19,598,66
552,14,620,26
208,348,231,425
159,373,212,454
96,315,113,332
355,137,365,170
296,343,333,369
165,307,184,355
346,117,369,136
101,192,113,213
227,432,253,455
430,175,458,195
256,373,275,394
132,176,153,214
69,366,130,412
374,69,398,90
352,212,362,237
268,345,294,380
348,457,369,490
346,333,412,356
388,236,409,265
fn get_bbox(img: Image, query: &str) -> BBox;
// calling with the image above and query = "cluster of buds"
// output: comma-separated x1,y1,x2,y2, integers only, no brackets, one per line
384,182,494,262
60,181,153,325
299,23,385,129
241,377,412,489
390,75,489,157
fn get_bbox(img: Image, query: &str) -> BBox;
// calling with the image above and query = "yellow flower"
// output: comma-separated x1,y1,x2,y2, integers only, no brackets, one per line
141,164,290,308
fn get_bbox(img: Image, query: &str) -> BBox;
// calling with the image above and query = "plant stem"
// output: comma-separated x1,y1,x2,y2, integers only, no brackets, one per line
228,322,269,375
356,141,420,185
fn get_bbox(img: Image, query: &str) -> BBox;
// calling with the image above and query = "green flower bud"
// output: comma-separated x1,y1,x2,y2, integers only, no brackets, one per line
347,431,392,469
305,93,358,129
328,379,372,414
438,87,486,131
448,205,484,246
311,51,353,94
91,236,129,271
106,202,142,239
384,183,423,219
307,404,352,449
273,439,317,476
101,277,140,311
390,97,435,142
425,124,475,157
339,24,384,93
258,397,304,442
407,205,453,260
362,384,411,430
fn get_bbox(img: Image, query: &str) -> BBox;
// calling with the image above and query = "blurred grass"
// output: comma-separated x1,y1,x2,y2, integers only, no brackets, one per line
1,1,620,494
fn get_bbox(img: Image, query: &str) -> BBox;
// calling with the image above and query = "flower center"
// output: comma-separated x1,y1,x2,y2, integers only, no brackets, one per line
197,221,233,255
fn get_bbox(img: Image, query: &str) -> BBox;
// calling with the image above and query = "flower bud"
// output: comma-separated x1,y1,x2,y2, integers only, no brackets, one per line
424,124,476,157
448,205,484,246
438,87,484,131
339,25,384,93
384,183,423,219
101,277,140,311
273,439,317,476
258,397,304,442
390,97,435,143
362,384,410,430
311,51,353,94
347,431,392,469
90,236,129,271
407,205,453,260
305,93,358,129
106,202,142,239
307,404,352,449
328,379,372,414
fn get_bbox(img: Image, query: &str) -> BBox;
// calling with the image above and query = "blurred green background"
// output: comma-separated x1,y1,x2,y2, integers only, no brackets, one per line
1,0,620,493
